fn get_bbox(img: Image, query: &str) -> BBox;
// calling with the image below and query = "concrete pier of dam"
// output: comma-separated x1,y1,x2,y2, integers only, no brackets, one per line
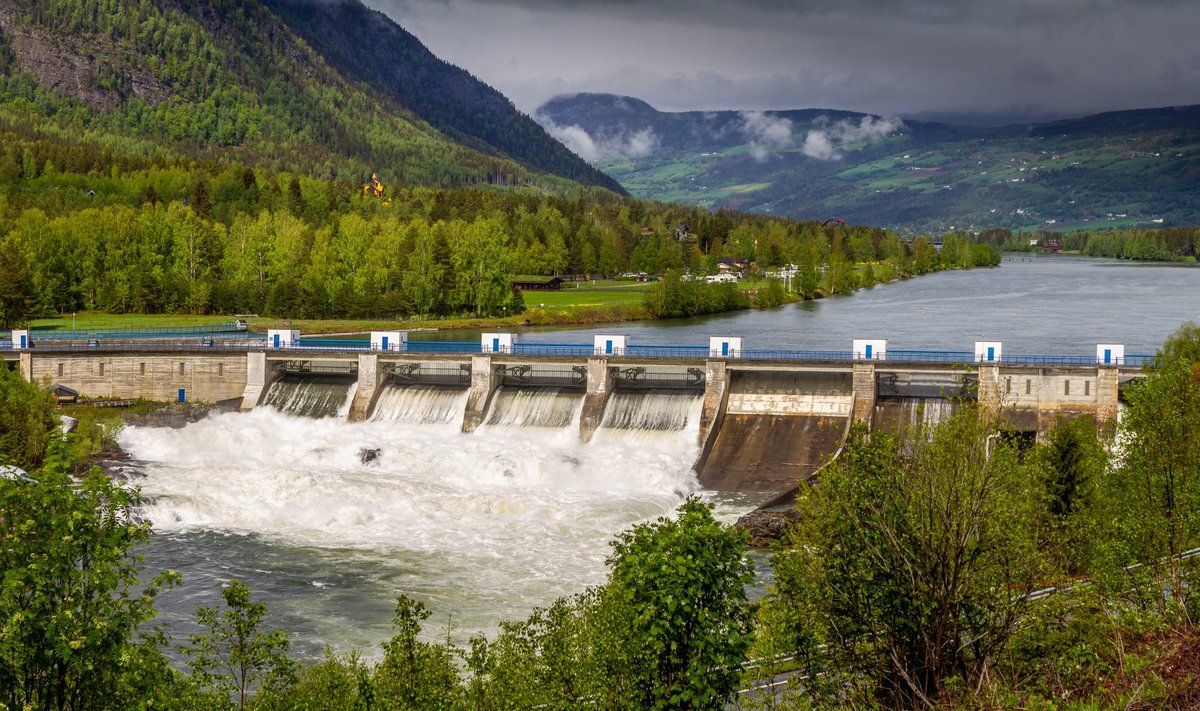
3,331,1143,499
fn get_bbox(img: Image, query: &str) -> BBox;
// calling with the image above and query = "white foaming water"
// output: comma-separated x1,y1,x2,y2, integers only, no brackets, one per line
904,397,957,431
337,381,358,419
370,385,469,425
600,390,703,432
484,387,584,429
262,375,356,418
120,403,701,654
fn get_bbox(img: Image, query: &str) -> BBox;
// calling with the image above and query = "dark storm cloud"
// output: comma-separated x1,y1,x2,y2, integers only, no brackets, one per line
363,0,1200,122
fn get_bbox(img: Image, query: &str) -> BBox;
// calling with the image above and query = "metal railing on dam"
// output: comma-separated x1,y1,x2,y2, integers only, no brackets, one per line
6,335,1154,368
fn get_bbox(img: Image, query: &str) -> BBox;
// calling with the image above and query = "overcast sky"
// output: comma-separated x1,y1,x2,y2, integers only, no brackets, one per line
360,0,1200,124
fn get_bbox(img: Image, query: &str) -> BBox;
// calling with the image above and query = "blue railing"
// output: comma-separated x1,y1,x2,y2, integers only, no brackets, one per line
15,339,268,352
887,349,976,364
27,323,248,340
288,339,371,351
6,334,1155,368
629,344,713,359
405,340,479,354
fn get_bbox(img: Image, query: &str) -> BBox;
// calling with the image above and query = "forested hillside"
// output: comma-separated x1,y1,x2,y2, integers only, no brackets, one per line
538,93,1200,233
0,151,976,327
0,0,612,190
262,0,625,193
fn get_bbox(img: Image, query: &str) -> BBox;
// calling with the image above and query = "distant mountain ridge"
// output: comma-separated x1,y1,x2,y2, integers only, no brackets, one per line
0,0,621,193
538,93,1200,232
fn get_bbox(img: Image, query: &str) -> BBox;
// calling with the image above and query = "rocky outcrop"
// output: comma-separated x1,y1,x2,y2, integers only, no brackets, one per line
0,1,169,110
735,508,801,548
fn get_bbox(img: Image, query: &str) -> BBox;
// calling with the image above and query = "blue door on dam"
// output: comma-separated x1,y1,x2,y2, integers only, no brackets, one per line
19,334,26,349
1103,348,1112,364
273,334,281,348
865,344,873,359
382,336,389,351
492,337,500,353
605,339,613,354
722,342,729,356
987,346,995,362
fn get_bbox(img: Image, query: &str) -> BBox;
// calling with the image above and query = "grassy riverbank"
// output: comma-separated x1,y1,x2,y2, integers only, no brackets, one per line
27,261,984,335
25,280,653,334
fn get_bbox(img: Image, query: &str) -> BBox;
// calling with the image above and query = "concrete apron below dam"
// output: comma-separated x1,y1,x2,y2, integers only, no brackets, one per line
729,363,1126,545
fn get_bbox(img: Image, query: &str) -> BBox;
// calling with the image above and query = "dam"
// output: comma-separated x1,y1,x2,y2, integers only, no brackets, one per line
4,328,1145,501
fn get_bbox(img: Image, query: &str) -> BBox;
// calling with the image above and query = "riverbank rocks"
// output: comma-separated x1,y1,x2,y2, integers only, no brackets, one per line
736,508,802,547
118,400,237,429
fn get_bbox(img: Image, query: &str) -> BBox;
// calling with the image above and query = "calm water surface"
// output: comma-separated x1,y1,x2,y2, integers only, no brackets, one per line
424,254,1200,354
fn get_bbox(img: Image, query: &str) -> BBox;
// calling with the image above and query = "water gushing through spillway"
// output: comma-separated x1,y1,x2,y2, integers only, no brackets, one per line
600,390,702,432
900,397,958,432
120,392,702,658
484,387,584,429
261,374,357,418
370,385,469,426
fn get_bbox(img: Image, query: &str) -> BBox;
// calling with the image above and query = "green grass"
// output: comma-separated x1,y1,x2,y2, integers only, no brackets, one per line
31,313,239,332
29,287,658,336
526,282,653,309
726,182,772,194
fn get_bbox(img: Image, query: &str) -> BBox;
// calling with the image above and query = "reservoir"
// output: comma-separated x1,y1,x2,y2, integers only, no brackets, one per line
122,255,1200,658
424,254,1200,354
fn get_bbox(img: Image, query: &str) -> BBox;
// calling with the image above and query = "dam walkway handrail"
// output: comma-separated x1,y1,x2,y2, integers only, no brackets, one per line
26,323,248,340
15,338,268,351
7,337,1155,367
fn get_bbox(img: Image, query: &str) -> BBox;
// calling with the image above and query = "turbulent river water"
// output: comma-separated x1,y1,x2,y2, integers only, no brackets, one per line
122,384,713,658
120,254,1200,659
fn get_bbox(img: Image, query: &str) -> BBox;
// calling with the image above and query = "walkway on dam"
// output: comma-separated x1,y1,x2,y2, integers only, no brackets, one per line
3,329,1155,368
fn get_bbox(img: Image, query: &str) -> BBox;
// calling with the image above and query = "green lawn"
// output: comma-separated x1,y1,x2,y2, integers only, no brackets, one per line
24,285,657,336
525,282,653,309
31,313,239,332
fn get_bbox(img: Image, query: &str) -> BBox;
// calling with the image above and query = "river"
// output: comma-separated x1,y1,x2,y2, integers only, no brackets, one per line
420,254,1200,354
122,255,1200,659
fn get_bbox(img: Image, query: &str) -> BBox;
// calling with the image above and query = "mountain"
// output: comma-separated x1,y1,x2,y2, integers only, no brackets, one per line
538,93,1200,233
0,0,620,193
262,0,624,194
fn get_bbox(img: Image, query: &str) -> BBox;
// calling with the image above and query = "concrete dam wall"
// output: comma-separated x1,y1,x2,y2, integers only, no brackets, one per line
24,351,249,404
697,370,852,494
15,347,1131,496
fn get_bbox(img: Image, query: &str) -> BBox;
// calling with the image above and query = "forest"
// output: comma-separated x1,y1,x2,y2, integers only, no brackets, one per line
972,226,1200,260
2,324,1199,709
0,137,1001,329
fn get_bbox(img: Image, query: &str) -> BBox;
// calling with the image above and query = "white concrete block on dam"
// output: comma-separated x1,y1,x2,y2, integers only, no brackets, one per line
853,339,887,360
1097,343,1124,365
267,329,300,348
593,335,628,356
371,332,407,351
482,333,516,354
709,337,743,358
976,341,1003,363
